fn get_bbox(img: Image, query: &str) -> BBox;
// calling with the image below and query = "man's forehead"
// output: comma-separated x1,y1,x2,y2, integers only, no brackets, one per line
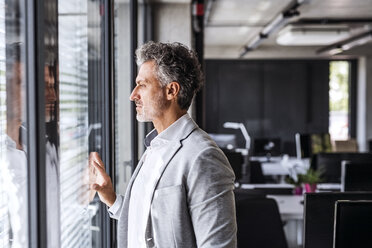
139,60,156,71
136,61,157,82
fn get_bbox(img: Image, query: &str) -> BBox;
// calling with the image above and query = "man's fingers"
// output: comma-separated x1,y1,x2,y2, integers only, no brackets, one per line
91,152,104,167
91,159,106,175
91,183,101,191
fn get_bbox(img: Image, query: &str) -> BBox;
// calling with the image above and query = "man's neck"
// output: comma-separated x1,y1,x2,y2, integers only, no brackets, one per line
153,109,187,134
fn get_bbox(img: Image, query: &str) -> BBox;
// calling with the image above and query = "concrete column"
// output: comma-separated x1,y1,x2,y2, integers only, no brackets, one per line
152,2,197,118
152,2,192,47
366,56,372,151
357,56,372,152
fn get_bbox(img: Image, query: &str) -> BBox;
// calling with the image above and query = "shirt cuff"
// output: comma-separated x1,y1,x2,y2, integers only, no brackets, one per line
107,194,123,218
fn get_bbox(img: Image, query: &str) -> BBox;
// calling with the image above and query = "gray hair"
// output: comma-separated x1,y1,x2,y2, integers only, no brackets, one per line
136,41,204,110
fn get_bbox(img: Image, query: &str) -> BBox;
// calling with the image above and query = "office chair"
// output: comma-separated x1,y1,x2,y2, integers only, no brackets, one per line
235,197,288,248
222,149,243,182
311,152,372,183
249,160,266,184
234,188,266,202
341,161,372,192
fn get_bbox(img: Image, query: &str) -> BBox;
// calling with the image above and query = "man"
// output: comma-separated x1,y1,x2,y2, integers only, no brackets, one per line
90,41,237,248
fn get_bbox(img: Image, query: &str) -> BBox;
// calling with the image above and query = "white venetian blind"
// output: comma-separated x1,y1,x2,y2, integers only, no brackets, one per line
58,1,91,247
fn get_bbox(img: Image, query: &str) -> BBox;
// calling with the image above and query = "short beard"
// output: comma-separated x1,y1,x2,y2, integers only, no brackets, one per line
136,106,149,122
136,89,167,122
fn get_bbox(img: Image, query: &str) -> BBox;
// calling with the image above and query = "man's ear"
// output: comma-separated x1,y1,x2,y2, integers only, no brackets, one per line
166,81,180,100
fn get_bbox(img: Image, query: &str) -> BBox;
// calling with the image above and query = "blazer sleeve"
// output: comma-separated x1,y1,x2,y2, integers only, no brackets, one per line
186,147,237,248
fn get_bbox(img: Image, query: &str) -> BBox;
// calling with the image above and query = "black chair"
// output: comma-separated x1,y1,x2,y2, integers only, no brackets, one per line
235,197,288,248
234,188,266,202
341,161,372,191
222,149,243,181
311,152,372,183
249,160,265,184
303,192,372,248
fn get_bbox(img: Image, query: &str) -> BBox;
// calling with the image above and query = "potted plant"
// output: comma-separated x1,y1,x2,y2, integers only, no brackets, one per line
285,174,303,195
301,168,323,193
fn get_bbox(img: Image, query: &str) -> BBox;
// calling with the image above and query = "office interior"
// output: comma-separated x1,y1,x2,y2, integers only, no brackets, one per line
1,0,372,247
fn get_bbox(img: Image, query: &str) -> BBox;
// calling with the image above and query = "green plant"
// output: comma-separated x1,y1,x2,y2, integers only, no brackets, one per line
285,175,303,187
301,168,323,185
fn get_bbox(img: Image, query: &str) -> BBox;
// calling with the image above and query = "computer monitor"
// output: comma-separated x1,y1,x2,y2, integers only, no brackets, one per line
208,133,237,149
312,152,372,183
341,161,372,192
295,133,332,159
253,138,281,157
303,192,372,248
333,200,372,248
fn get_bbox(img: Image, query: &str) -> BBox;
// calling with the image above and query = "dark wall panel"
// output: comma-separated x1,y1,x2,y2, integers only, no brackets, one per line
205,60,330,156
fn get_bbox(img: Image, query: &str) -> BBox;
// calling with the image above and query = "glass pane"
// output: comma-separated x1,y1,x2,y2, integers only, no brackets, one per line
58,0,104,247
114,1,132,194
329,61,350,140
0,0,28,247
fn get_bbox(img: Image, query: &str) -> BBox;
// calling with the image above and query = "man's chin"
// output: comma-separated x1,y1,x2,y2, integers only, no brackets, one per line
136,115,151,122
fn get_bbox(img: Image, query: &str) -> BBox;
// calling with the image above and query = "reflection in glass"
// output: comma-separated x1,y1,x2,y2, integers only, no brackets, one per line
0,0,28,247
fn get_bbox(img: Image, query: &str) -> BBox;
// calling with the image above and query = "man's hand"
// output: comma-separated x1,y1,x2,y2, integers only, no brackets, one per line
89,152,116,207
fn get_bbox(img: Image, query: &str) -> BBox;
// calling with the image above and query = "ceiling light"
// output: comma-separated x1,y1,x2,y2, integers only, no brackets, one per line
276,26,350,46
317,30,372,55
240,0,304,57
261,14,287,36
341,33,372,50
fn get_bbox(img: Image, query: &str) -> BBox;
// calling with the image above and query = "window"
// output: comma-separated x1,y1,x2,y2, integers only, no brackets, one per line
0,0,28,247
329,61,350,140
57,0,106,247
1,0,137,246
114,1,133,194
58,1,92,247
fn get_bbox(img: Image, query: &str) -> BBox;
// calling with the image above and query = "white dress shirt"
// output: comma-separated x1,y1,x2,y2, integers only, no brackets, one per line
126,114,191,247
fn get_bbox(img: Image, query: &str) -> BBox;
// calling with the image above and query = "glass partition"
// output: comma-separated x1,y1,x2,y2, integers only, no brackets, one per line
0,0,28,247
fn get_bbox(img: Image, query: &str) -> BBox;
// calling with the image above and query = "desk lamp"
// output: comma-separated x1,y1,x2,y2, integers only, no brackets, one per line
223,122,251,183
223,122,251,151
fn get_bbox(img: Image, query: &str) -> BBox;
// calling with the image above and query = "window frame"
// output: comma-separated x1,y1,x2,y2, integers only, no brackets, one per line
23,0,139,247
26,0,49,246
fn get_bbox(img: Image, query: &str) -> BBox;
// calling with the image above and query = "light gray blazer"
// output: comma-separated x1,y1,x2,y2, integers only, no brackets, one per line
109,118,237,248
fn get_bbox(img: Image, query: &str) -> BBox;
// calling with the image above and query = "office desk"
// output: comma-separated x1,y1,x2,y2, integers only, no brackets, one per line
268,195,303,220
250,156,309,176
268,195,304,248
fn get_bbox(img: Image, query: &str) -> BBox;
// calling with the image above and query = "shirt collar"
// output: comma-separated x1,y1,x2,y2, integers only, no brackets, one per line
144,113,191,148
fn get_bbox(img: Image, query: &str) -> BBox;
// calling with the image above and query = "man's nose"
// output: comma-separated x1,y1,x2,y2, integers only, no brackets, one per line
46,87,57,102
129,86,138,101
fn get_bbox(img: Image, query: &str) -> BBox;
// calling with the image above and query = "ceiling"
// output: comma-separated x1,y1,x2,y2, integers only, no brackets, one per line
204,0,372,59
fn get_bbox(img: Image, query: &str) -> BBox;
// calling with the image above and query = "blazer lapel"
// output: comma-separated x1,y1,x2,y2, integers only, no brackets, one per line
148,117,199,202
